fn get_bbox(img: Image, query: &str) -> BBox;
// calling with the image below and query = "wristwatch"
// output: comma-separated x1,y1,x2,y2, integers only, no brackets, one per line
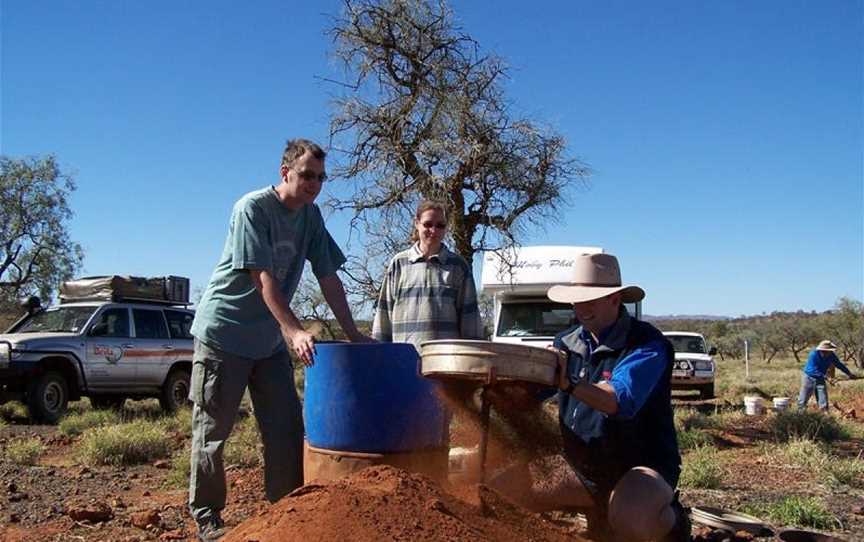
562,372,582,394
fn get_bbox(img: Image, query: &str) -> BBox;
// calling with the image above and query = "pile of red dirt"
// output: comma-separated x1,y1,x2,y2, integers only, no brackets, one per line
224,465,583,542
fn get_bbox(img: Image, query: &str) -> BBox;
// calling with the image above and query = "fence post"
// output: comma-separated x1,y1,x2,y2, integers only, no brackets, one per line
744,339,751,381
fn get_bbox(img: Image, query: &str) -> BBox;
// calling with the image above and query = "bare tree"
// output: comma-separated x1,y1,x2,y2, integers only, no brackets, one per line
0,156,83,307
325,0,589,301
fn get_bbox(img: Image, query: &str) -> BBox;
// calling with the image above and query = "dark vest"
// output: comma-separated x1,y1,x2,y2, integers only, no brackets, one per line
555,314,681,497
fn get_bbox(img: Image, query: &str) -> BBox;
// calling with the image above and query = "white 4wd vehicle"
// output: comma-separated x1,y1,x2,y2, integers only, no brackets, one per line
0,277,194,423
663,331,716,400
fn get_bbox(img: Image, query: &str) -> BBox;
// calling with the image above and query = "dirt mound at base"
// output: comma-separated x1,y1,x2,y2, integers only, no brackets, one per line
224,465,582,542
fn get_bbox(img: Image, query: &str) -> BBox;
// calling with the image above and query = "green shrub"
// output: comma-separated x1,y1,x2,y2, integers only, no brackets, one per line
822,458,864,487
0,401,29,420
680,445,724,489
754,496,836,530
770,437,828,470
6,438,45,465
224,416,261,468
677,428,713,451
159,406,193,434
674,408,717,432
76,419,172,466
59,409,122,436
769,411,848,443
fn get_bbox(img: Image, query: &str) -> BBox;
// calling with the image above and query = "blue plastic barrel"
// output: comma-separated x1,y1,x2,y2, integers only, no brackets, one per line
303,342,447,453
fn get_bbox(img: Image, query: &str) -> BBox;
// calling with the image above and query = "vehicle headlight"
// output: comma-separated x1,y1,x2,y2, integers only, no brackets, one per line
675,360,692,370
0,342,21,362
693,360,712,371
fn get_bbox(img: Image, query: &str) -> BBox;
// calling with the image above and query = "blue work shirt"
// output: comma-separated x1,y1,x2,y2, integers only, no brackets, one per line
555,319,669,428
803,349,853,380
553,309,681,496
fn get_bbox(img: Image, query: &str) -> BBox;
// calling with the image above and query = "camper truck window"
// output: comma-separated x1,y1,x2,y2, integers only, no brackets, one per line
497,302,574,337
15,306,97,334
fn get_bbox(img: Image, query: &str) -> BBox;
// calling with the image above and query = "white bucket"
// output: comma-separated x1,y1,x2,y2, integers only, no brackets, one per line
743,396,764,416
772,397,791,412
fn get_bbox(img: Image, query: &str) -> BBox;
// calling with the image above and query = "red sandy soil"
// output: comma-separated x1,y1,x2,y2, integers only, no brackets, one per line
224,465,581,542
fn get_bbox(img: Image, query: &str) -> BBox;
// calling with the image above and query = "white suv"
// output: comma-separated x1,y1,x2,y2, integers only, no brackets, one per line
0,299,194,423
663,331,716,400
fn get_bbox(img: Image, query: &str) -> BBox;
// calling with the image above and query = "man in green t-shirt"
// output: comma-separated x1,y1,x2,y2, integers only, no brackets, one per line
188,139,370,541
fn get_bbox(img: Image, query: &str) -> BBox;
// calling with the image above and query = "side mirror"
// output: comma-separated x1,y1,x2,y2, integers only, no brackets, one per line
709,347,717,356
20,296,42,315
89,323,108,337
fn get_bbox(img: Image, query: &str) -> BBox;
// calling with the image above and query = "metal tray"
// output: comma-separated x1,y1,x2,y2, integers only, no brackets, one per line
419,340,559,386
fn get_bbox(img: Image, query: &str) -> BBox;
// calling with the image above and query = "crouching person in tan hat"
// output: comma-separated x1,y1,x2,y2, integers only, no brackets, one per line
797,340,858,412
546,253,687,542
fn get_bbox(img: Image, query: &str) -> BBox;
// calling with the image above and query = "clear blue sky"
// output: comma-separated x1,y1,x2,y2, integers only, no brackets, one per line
3,0,862,317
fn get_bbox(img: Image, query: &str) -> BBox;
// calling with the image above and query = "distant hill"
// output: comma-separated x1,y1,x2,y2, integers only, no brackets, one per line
643,314,731,322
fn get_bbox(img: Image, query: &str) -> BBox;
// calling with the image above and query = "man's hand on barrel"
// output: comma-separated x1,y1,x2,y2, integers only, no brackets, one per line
285,327,316,367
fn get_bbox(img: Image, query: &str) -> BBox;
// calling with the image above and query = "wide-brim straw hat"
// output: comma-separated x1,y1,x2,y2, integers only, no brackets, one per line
817,340,838,351
547,252,645,304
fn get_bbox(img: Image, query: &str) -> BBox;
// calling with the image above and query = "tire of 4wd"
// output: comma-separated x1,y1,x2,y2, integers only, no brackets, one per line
27,371,69,424
89,395,126,410
160,369,191,412
700,383,715,400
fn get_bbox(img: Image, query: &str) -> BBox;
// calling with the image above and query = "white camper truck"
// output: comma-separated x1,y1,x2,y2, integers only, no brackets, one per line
480,246,642,349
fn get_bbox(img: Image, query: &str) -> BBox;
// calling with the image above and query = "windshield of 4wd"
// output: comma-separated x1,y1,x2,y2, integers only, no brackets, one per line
15,306,97,334
666,335,707,354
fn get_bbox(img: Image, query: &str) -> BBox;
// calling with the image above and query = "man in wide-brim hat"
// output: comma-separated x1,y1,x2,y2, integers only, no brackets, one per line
797,339,858,412
544,252,688,542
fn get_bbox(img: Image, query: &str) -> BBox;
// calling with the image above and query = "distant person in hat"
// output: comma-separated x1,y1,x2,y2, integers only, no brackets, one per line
797,340,858,412
490,252,687,542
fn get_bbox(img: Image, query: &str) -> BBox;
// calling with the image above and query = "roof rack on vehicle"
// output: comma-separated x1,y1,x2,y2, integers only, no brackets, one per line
59,275,191,306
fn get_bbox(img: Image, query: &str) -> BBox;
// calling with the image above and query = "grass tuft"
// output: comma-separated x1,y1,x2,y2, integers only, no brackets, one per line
822,458,864,488
750,496,836,530
6,437,45,465
59,409,122,436
680,445,724,489
0,401,29,420
76,419,172,466
166,444,191,489
677,428,713,451
768,411,848,443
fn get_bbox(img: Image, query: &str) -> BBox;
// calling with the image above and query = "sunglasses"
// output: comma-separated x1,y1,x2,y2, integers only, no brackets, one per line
293,168,328,183
420,221,447,230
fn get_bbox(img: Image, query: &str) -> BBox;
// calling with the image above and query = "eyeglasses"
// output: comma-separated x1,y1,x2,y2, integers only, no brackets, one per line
293,168,328,183
421,221,447,230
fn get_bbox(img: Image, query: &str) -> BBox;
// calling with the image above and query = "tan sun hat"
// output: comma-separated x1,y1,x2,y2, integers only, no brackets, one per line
817,340,838,351
547,253,645,304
